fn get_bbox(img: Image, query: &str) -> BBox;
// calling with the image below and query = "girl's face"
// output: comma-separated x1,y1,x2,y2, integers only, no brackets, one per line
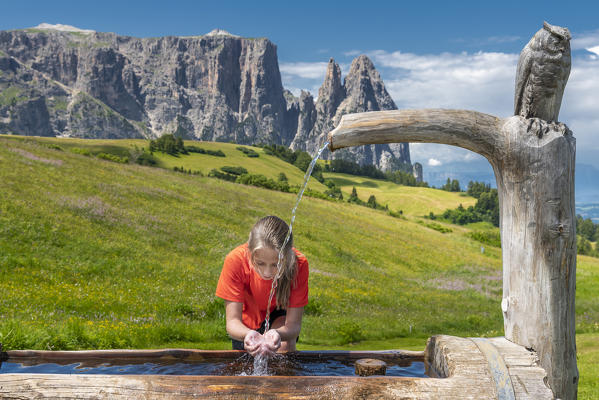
251,247,279,280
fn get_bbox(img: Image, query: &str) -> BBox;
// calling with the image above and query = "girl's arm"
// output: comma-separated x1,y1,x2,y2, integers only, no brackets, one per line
225,300,270,356
224,300,251,341
274,306,303,341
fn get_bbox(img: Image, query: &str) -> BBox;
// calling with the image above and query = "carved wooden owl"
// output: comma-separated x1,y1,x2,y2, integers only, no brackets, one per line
514,22,571,122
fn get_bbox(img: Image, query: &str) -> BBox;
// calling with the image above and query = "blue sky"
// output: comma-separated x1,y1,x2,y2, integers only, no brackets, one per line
3,1,597,57
2,0,599,188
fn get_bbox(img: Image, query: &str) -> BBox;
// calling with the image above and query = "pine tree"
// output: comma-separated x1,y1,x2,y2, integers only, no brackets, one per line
348,186,359,203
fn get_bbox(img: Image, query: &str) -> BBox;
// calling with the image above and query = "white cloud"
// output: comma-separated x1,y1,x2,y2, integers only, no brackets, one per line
279,62,329,80
280,34,599,171
410,143,486,166
572,29,599,50
367,48,599,169
586,46,599,56
368,50,517,116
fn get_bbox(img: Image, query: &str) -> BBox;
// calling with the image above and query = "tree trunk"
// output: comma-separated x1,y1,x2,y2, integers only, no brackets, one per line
328,110,578,399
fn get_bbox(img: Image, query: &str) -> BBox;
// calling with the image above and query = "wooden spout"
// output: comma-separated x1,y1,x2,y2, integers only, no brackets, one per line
326,107,578,399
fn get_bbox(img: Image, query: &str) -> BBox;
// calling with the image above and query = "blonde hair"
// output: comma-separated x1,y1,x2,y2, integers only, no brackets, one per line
248,215,297,309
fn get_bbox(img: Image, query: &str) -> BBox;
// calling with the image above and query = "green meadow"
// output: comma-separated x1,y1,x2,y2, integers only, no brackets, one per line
0,135,597,397
323,172,476,216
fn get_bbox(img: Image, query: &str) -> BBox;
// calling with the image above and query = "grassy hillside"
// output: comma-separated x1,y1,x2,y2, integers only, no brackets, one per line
0,136,329,192
0,135,477,216
0,135,596,397
323,172,476,216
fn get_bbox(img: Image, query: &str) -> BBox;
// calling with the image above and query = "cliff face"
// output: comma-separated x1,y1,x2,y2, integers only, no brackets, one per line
0,26,409,169
289,56,410,170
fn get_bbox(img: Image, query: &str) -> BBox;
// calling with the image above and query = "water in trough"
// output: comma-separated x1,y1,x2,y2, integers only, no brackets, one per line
0,353,426,377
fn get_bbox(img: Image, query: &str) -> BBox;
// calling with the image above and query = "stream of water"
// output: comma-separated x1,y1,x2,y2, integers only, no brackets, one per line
253,141,329,375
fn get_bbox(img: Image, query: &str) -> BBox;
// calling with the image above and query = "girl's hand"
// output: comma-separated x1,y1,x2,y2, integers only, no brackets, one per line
262,329,281,355
244,330,263,357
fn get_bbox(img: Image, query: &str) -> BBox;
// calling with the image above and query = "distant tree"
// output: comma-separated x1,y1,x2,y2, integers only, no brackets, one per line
136,152,157,166
278,172,288,182
175,137,187,154
294,151,312,172
451,179,461,192
577,235,593,256
367,195,377,208
577,215,597,242
467,181,491,199
441,188,499,227
348,186,359,203
441,178,461,192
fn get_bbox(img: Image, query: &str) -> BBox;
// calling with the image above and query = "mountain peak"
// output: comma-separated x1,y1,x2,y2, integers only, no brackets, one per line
204,29,240,38
33,23,94,34
347,55,378,76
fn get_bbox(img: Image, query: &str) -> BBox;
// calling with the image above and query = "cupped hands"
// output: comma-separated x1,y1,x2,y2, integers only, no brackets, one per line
243,329,281,357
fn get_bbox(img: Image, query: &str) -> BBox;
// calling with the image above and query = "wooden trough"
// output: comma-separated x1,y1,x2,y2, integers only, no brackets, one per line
0,335,552,399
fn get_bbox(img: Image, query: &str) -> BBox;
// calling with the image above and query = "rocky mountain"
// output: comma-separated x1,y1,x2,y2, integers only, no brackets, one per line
0,24,410,170
288,56,410,170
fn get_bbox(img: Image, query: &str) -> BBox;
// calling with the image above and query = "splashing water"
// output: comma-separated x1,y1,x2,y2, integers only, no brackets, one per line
252,353,269,375
263,141,330,334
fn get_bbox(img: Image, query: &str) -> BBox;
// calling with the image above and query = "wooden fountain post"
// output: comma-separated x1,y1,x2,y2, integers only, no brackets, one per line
328,24,578,399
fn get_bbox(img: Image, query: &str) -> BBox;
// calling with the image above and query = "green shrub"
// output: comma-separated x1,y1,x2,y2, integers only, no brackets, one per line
261,144,296,163
97,153,129,163
136,152,157,166
46,144,63,151
70,147,92,156
208,169,237,182
220,166,248,176
468,230,501,247
236,146,259,157
367,195,378,209
577,235,599,257
337,321,364,344
417,220,452,233
324,186,343,200
300,188,330,200
174,166,202,175
236,173,288,192
186,146,225,157
388,209,404,219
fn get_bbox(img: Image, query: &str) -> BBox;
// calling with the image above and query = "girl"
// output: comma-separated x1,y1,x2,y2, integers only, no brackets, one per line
215,215,309,356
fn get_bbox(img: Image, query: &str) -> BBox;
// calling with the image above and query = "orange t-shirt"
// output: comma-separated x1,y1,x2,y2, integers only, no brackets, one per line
215,243,309,330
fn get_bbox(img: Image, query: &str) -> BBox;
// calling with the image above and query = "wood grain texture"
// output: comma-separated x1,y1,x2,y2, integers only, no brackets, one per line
0,336,553,399
355,358,387,376
329,110,577,399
